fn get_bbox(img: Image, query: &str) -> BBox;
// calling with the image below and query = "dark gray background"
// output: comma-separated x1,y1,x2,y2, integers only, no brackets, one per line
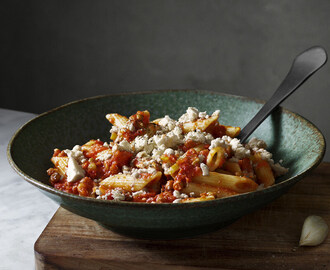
2,0,329,160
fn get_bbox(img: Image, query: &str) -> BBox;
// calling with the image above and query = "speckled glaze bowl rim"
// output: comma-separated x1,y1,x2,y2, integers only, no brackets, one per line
7,89,326,209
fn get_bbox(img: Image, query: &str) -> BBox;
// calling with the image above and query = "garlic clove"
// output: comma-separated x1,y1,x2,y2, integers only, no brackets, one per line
299,215,329,246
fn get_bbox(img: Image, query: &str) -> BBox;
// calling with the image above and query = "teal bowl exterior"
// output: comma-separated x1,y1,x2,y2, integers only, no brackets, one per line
7,90,325,239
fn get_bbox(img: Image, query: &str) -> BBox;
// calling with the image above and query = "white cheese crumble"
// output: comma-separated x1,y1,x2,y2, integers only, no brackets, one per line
247,137,267,149
158,115,177,131
64,145,86,163
66,153,85,182
209,135,250,159
198,111,209,119
200,163,209,176
113,139,133,152
112,189,126,201
173,190,188,199
132,190,145,197
178,107,199,123
184,129,214,144
164,148,175,156
125,167,157,179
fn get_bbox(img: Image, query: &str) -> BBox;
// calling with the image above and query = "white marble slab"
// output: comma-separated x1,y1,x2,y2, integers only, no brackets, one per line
0,108,58,270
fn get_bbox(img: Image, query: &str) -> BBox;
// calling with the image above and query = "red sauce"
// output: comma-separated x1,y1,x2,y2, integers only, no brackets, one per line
153,191,177,203
174,149,202,187
121,111,150,142
209,122,227,138
103,150,133,178
133,191,157,203
54,180,79,195
83,140,108,158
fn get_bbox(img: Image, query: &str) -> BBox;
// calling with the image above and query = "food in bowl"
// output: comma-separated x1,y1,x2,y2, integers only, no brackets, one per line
47,107,288,203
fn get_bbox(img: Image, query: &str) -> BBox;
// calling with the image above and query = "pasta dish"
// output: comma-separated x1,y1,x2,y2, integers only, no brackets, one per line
47,107,288,203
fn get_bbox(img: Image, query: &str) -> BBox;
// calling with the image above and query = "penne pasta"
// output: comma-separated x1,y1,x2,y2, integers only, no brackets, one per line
182,195,215,203
100,171,162,193
206,146,226,171
254,160,275,187
224,126,241,137
51,156,68,177
106,113,129,128
182,113,219,133
223,161,242,175
182,182,238,198
192,172,258,193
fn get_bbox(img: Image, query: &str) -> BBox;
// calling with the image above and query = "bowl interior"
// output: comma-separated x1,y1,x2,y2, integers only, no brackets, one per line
9,90,325,193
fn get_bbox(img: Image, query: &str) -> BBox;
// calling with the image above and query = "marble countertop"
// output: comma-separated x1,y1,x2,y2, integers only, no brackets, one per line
0,108,58,269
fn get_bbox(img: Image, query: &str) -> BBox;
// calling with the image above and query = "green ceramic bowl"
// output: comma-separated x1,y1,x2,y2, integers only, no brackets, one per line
7,90,325,239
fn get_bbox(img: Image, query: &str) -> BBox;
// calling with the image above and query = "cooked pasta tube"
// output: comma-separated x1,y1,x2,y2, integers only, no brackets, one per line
206,146,226,171
223,161,242,175
51,156,68,177
182,195,215,203
105,113,129,128
182,182,238,198
96,149,112,161
192,172,258,193
254,160,275,187
99,171,162,193
224,126,241,137
182,113,219,133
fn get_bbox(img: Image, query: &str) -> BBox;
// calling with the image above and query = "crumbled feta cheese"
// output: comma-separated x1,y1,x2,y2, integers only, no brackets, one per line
164,148,175,156
110,125,118,133
129,167,157,179
132,190,145,197
209,137,229,150
271,162,289,177
255,148,273,161
114,140,133,152
173,190,188,199
158,115,177,131
247,137,267,150
132,135,154,154
173,190,181,198
112,189,126,201
184,129,214,144
103,142,110,147
66,153,85,182
209,135,250,159
162,162,171,175
200,163,209,176
178,107,199,123
64,145,86,163
198,111,209,119
234,147,251,160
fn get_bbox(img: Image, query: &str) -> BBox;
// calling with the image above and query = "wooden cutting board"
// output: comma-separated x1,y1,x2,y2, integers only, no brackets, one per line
35,163,330,270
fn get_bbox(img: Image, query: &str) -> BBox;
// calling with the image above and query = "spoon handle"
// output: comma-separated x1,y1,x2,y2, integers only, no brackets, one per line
237,46,327,143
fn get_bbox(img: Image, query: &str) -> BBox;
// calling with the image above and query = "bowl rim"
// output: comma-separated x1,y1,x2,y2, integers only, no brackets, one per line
7,89,326,208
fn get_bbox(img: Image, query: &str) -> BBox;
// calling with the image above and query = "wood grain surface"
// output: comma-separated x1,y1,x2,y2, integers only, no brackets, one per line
34,163,330,270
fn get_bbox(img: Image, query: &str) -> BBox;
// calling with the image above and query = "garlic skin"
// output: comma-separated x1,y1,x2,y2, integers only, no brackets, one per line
299,215,329,246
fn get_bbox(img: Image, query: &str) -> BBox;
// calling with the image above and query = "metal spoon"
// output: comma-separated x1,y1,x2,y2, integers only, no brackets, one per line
237,46,327,143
